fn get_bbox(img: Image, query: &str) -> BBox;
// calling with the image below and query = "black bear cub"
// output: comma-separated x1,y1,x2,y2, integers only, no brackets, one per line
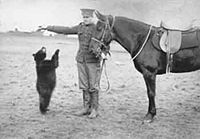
33,47,59,114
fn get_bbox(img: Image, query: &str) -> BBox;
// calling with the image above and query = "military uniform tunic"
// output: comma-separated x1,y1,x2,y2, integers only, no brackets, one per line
46,23,100,63
46,23,101,92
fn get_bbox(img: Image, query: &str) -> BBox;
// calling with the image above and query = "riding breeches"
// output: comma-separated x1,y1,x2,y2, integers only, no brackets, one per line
77,62,101,92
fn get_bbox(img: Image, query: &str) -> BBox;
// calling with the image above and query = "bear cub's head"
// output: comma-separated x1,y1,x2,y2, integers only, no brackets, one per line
33,47,47,64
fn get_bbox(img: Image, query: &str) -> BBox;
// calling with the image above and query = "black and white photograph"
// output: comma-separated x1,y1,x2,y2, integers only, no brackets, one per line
0,0,200,138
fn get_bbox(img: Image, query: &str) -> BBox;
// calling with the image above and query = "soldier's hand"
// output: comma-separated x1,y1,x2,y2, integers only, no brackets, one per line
37,25,48,31
101,53,107,60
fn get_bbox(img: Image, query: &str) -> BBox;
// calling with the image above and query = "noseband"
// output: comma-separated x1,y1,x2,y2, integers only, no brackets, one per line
91,15,115,47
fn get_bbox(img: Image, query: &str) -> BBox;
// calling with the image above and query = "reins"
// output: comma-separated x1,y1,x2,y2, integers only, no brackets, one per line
91,15,115,93
100,58,110,93
91,37,106,47
92,15,153,92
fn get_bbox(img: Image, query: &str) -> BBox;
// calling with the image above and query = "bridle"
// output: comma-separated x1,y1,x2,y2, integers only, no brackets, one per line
91,15,115,93
92,15,152,61
90,14,152,93
91,15,115,47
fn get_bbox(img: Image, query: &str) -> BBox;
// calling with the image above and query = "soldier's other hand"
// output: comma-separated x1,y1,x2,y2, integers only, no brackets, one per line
37,25,48,31
101,53,107,60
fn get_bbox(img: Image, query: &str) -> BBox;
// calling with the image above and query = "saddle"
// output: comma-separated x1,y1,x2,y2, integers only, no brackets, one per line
152,21,200,73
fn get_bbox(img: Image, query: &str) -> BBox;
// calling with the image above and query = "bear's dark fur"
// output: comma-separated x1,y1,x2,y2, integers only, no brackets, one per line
33,47,59,114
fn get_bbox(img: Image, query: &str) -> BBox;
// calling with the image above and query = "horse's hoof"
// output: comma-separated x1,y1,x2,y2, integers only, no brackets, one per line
143,119,153,123
40,110,47,114
143,114,154,123
40,108,49,114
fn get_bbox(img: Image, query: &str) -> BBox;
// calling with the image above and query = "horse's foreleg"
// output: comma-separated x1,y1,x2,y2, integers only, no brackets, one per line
143,73,156,123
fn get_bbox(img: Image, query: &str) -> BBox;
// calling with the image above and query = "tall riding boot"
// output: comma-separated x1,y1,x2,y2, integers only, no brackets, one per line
88,91,99,119
75,90,91,116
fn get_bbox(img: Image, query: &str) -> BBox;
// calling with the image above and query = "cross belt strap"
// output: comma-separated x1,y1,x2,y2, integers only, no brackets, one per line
131,25,152,61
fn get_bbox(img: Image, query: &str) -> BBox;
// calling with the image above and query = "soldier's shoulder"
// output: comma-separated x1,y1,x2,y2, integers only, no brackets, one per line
90,23,96,28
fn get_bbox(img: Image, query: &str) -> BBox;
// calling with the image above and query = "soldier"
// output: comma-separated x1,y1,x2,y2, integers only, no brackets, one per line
38,9,103,118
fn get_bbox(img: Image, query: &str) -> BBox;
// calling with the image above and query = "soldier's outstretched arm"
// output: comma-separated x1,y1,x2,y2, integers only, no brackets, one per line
38,25,79,35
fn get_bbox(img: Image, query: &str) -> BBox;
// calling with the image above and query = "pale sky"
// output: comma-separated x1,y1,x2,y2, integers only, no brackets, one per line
0,0,200,32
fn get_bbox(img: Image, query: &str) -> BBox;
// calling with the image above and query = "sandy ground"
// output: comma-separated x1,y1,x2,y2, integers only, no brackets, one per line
0,34,200,139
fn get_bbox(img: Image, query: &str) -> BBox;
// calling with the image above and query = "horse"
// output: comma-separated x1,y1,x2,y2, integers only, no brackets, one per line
89,11,200,123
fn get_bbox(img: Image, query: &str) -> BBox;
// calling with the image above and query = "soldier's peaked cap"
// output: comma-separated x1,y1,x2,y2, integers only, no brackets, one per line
81,9,95,17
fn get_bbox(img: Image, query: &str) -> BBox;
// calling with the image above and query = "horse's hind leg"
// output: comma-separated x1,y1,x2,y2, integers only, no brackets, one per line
143,72,156,123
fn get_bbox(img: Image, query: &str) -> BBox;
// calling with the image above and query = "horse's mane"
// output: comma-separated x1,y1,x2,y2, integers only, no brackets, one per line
117,16,149,27
113,16,157,32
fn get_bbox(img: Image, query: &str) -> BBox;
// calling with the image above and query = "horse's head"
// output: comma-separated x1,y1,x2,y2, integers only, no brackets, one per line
89,11,115,55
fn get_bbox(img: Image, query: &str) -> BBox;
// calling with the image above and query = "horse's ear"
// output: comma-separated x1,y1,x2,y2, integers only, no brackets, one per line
94,10,105,21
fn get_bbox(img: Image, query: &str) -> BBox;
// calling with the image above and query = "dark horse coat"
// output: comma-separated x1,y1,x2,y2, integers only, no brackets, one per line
33,47,59,114
91,11,200,123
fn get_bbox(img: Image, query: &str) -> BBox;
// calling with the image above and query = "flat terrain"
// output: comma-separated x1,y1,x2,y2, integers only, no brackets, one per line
0,34,200,139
